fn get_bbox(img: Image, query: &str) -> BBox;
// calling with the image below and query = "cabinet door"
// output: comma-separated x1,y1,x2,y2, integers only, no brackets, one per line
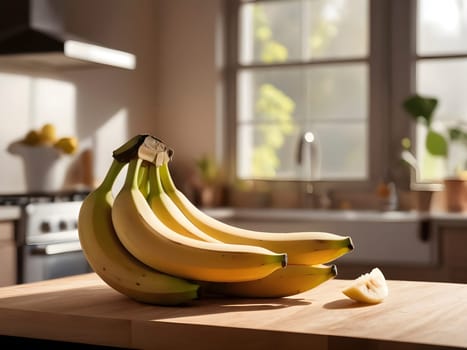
0,222,16,286
441,227,467,283
442,228,467,268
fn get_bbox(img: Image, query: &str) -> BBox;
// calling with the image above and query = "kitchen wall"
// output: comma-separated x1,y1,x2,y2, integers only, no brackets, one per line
0,0,222,193
151,0,224,188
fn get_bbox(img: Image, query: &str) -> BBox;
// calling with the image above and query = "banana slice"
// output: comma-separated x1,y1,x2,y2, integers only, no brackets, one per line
342,267,388,304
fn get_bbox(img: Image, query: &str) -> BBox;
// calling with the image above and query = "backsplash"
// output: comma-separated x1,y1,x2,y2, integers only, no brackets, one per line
0,73,78,192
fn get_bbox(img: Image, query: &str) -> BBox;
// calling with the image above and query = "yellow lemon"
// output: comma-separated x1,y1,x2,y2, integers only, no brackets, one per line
39,123,57,144
23,130,41,146
54,137,79,154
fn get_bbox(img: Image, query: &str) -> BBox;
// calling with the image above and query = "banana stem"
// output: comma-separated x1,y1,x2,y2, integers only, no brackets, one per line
125,158,143,190
112,135,148,163
112,134,175,165
138,162,150,197
98,159,126,192
159,162,177,193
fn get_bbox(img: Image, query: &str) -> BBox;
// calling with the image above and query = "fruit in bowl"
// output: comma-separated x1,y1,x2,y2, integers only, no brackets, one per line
54,137,79,154
38,123,57,145
7,123,79,192
13,123,79,154
23,130,41,146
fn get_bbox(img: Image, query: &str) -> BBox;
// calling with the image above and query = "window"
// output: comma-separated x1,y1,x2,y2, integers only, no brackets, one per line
226,0,467,188
416,0,467,180
232,0,369,182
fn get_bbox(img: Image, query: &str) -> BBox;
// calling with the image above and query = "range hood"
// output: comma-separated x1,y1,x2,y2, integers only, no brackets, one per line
0,0,136,70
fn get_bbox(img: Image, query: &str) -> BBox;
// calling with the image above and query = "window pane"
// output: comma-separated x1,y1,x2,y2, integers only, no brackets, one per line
418,0,467,55
239,0,368,65
239,1,302,64
291,122,367,180
238,64,367,123
237,68,304,123
417,59,467,121
305,122,367,179
306,0,368,59
237,63,368,180
236,122,367,180
306,64,368,120
416,59,467,178
237,123,302,179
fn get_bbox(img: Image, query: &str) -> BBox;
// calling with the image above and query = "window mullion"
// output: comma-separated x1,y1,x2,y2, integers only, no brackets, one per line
225,0,241,185
388,0,417,189
237,57,368,70
368,0,391,185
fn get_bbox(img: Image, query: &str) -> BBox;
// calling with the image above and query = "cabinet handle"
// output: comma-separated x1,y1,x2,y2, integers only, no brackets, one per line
419,219,431,242
31,241,82,255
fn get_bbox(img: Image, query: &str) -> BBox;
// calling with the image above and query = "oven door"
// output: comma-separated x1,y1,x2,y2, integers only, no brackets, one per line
20,241,92,284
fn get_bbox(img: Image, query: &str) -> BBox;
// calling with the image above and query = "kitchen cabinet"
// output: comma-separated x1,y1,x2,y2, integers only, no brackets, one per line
440,225,467,283
333,217,467,283
0,273,466,349
0,221,16,287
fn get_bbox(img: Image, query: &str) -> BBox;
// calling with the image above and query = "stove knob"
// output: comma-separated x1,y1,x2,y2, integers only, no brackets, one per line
59,220,68,231
40,221,52,233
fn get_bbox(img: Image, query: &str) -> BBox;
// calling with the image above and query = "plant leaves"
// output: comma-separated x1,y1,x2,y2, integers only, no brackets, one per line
448,127,464,141
426,129,448,156
402,94,438,127
448,127,467,146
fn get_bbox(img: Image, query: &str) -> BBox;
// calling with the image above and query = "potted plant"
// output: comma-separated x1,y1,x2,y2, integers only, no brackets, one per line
403,94,446,163
402,94,467,211
194,154,224,207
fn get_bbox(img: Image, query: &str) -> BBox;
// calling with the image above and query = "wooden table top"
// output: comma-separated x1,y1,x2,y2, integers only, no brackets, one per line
0,273,466,349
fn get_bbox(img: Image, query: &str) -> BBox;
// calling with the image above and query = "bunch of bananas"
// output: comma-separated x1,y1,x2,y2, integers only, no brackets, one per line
78,135,354,305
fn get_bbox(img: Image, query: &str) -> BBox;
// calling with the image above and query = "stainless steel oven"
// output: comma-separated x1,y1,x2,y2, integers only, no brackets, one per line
16,199,92,284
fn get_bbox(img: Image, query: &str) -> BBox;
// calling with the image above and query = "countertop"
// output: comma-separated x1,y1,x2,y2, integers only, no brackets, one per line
0,206,20,221
2,204,467,224
206,207,467,223
0,273,466,349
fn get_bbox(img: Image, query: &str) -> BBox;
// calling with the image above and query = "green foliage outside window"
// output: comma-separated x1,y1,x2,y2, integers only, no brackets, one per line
251,5,296,177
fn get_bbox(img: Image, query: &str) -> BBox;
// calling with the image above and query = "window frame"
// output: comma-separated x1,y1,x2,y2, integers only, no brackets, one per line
414,0,467,184
223,0,418,197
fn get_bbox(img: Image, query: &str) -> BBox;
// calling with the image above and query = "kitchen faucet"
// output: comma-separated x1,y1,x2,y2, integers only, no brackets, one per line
296,131,321,183
296,131,326,207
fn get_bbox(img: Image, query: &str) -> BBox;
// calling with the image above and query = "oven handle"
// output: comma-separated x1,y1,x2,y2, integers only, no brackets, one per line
31,241,83,255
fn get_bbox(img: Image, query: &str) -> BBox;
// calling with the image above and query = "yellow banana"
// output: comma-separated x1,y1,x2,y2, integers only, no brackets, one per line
200,264,337,298
78,159,199,306
159,162,353,265
146,163,220,242
111,158,287,283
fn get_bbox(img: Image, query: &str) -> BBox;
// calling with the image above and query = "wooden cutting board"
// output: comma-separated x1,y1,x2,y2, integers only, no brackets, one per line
0,273,466,349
